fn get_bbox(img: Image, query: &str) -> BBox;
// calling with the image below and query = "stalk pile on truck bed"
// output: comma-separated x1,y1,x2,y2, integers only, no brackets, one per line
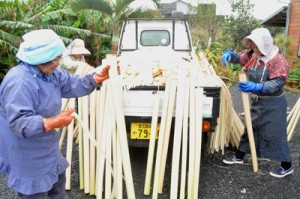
117,18,223,149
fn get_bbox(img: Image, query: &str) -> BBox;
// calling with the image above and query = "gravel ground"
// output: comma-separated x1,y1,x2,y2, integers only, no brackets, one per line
1,85,299,199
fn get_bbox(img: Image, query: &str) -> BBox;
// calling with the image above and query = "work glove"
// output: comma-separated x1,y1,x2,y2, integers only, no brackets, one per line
93,62,121,84
221,50,234,66
238,81,263,93
93,65,110,84
43,109,75,132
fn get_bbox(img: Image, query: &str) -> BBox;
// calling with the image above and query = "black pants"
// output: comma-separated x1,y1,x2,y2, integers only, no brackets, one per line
18,172,67,199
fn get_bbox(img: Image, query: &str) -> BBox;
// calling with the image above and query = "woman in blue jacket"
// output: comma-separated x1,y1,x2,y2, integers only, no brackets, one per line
0,29,111,198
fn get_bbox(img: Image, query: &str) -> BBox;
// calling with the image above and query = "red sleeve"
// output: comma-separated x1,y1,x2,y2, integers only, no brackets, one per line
267,54,289,80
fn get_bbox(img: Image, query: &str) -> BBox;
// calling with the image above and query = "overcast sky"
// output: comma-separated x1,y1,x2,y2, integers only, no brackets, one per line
131,0,290,20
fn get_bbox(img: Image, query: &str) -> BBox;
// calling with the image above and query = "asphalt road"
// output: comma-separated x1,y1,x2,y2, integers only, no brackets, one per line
0,85,299,199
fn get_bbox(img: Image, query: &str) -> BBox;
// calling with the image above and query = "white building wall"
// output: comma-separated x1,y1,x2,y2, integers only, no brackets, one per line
176,1,189,14
176,1,196,15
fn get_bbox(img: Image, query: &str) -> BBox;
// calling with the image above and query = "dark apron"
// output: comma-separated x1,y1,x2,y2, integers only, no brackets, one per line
238,64,291,162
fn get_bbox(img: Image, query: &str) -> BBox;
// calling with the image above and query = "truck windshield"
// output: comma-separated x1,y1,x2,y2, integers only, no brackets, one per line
140,30,170,46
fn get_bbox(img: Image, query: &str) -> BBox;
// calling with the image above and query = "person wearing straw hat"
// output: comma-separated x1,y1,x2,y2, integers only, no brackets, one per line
59,38,91,75
221,28,293,178
0,29,113,198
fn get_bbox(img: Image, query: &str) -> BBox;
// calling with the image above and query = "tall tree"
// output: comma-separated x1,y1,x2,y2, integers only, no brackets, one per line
221,0,260,51
188,3,224,50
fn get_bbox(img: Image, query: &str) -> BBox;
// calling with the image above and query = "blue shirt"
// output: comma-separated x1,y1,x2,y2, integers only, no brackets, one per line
0,63,100,194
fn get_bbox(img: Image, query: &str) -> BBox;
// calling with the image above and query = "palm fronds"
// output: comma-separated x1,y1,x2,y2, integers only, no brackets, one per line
71,0,113,16
0,20,33,30
0,39,18,53
26,8,75,23
0,29,20,47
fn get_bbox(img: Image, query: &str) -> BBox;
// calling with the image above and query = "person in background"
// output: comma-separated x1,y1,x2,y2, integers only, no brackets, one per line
221,28,293,178
0,29,114,199
59,38,91,75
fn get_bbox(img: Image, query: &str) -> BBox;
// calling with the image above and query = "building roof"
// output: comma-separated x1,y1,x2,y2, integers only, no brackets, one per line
260,6,288,27
163,0,190,5
161,0,196,16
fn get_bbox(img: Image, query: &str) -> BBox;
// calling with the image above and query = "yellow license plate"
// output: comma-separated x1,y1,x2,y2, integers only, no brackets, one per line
130,123,160,140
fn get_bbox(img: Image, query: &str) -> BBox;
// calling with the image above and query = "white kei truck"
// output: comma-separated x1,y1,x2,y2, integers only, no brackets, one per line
115,16,221,147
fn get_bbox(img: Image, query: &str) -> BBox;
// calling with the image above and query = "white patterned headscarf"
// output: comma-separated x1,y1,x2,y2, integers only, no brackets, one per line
243,28,275,56
17,29,65,65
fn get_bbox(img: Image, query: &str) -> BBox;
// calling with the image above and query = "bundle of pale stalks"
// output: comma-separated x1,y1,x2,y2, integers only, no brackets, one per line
197,52,244,154
58,51,246,197
238,72,258,172
146,71,206,199
60,57,136,198
146,53,244,198
59,62,96,193
287,97,300,141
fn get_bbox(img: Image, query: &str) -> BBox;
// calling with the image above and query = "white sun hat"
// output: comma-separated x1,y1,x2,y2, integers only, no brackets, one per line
242,28,274,56
70,39,91,55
